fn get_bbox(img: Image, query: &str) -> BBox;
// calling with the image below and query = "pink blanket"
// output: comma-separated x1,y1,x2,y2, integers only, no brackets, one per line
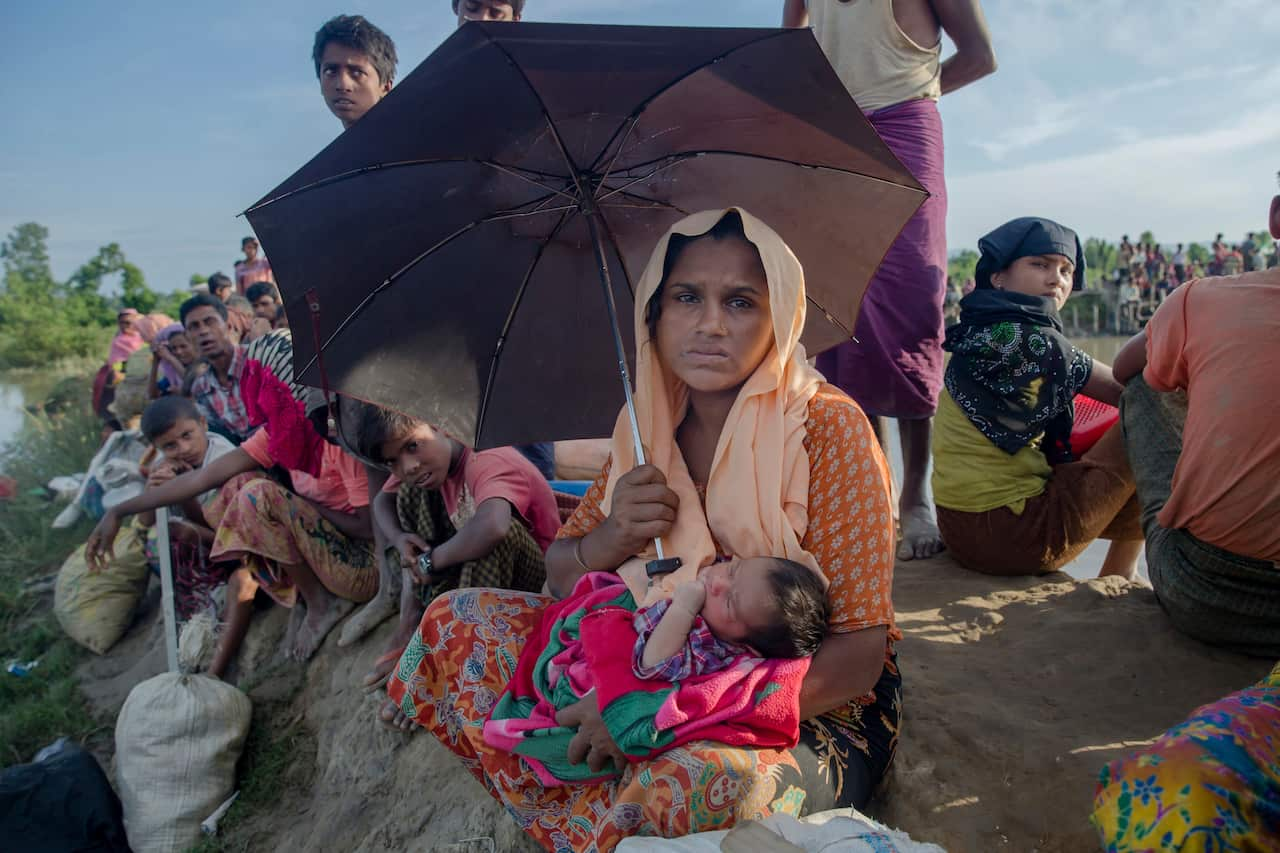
483,573,809,786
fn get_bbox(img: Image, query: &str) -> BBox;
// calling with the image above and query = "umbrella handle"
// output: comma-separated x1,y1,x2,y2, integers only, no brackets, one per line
582,208,681,577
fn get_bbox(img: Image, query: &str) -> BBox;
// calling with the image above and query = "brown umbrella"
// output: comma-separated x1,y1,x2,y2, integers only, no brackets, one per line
245,21,926,453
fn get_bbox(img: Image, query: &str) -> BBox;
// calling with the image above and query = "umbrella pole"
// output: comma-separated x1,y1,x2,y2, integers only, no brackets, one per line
156,507,179,674
583,209,681,578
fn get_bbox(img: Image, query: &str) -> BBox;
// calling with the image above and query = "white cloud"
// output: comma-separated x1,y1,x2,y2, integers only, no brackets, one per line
948,107,1280,248
968,63,1261,161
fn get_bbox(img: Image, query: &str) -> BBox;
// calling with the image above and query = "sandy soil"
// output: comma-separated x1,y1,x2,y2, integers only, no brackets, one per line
77,555,1273,852
878,555,1270,851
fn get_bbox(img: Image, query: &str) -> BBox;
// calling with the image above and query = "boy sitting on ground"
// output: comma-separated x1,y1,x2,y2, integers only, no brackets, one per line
87,390,378,668
135,396,237,618
353,404,558,703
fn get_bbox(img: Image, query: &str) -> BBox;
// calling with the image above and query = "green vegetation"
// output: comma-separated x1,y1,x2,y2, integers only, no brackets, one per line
1,375,315,848
187,699,316,853
947,248,978,285
0,222,188,369
0,379,103,764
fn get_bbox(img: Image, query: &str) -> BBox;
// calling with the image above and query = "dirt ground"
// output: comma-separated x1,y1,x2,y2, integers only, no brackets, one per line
78,554,1272,852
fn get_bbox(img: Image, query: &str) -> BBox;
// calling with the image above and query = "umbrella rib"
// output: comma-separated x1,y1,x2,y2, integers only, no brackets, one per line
586,28,792,174
294,206,576,377
484,161,578,202
244,158,573,213
595,154,698,203
607,149,931,198
601,189,689,215
804,293,855,341
593,116,640,201
474,207,577,445
482,34,585,181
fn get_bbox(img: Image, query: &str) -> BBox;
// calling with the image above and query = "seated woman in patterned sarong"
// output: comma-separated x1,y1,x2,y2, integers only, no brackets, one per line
86,383,378,670
381,209,901,851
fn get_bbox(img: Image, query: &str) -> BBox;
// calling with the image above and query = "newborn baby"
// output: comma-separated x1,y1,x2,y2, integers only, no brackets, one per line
634,555,830,680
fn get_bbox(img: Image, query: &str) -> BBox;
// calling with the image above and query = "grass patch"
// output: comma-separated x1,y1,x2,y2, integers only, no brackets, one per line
187,703,317,853
0,379,105,765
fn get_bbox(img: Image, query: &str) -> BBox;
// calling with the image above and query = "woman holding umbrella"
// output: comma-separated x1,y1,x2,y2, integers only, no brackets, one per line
383,209,901,848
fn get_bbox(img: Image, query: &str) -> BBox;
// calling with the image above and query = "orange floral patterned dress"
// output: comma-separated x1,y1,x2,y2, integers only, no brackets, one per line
385,385,900,852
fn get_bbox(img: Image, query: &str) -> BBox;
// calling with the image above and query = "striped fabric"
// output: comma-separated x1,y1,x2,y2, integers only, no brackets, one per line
243,329,310,404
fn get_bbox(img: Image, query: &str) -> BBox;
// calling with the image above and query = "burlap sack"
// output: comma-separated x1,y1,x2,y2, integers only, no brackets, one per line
54,523,149,654
114,673,251,853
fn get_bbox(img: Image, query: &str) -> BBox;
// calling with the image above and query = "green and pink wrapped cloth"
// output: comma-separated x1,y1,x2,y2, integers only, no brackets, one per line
483,572,809,785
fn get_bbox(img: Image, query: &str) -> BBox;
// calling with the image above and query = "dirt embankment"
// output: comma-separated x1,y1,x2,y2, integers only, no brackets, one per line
79,556,1271,852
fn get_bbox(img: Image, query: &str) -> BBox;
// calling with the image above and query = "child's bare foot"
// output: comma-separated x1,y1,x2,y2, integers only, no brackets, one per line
338,594,397,647
362,610,422,693
379,697,416,733
898,502,945,560
290,592,355,661
362,650,403,694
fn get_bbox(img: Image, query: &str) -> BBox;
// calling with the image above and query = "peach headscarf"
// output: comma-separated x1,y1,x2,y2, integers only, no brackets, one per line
603,208,825,603
133,313,175,344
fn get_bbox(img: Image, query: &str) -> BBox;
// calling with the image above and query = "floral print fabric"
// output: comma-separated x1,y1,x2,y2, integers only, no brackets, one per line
1092,663,1280,851
387,588,901,852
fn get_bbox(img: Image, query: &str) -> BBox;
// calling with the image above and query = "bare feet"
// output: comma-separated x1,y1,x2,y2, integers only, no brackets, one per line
361,609,424,693
898,502,946,561
379,696,416,733
289,591,355,661
338,593,397,648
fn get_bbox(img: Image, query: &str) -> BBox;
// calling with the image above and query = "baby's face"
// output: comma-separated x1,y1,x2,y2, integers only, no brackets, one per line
698,557,778,645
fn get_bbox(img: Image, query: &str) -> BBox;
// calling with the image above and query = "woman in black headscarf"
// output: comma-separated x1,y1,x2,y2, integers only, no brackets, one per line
929,217,1145,577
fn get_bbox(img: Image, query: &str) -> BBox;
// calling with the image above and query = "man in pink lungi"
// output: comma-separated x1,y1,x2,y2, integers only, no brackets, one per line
784,0,996,559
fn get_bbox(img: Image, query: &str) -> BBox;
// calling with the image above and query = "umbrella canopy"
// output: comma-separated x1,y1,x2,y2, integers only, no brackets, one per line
246,21,926,449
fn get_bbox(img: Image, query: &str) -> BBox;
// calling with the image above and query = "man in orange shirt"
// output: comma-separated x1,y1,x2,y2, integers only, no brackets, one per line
1112,174,1280,657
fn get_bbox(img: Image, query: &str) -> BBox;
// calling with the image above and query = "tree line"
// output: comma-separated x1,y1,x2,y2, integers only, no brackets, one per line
0,223,190,369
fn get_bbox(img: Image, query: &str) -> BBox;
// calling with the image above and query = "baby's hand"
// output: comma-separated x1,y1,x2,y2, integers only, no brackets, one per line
671,579,706,617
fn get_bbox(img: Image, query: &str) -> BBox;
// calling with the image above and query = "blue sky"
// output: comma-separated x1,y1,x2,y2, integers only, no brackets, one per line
3,0,1277,294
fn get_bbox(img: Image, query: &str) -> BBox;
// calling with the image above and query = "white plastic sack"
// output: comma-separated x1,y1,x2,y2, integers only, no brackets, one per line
52,430,146,529
615,809,946,853
47,474,84,502
98,459,145,510
114,673,251,853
